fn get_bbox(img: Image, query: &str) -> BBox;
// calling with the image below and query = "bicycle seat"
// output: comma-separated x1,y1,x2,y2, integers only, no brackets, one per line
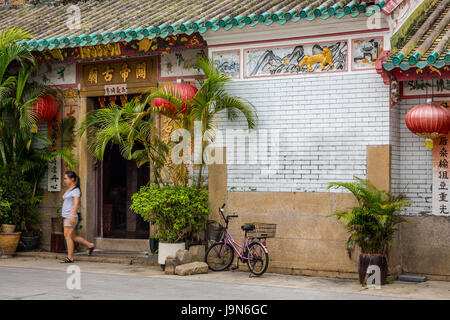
241,224,255,231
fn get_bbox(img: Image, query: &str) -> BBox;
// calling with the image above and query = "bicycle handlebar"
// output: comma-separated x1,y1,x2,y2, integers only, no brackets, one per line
218,204,238,224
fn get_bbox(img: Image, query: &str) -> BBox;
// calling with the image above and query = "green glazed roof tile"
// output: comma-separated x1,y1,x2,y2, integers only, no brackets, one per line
1,0,388,52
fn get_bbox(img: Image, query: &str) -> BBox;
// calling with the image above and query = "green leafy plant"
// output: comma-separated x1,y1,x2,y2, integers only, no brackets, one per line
327,177,410,258
0,27,75,237
55,204,61,216
0,187,11,225
149,57,257,188
78,98,169,186
130,184,209,243
0,165,43,233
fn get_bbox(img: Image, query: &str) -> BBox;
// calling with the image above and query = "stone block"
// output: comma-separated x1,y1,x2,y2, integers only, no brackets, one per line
164,256,179,275
188,245,206,262
175,262,209,276
176,249,193,265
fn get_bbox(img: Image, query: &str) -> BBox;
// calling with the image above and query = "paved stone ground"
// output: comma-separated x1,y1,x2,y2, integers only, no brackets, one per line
1,257,449,300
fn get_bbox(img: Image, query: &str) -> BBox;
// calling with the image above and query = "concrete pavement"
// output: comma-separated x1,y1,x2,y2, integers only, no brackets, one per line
1,257,449,299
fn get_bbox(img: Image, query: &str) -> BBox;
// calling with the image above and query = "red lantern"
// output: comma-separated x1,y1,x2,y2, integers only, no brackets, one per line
154,83,197,116
32,94,58,122
405,99,450,148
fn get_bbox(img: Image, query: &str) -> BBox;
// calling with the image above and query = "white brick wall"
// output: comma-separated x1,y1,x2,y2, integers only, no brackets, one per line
217,71,390,192
391,98,439,216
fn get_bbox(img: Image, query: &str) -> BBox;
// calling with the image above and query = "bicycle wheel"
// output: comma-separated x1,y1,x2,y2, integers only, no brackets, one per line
247,242,269,276
205,242,234,271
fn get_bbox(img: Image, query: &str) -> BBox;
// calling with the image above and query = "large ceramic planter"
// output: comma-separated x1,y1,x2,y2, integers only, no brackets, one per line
158,242,185,265
17,234,41,252
358,253,388,286
1,224,16,233
0,232,21,257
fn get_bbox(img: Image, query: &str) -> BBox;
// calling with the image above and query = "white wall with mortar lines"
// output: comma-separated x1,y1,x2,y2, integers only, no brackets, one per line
391,98,439,216
215,71,390,193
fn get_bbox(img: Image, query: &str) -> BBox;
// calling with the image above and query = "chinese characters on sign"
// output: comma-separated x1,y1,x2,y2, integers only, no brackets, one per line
433,134,450,216
102,65,114,82
88,67,98,84
104,84,128,96
81,57,156,87
47,156,61,192
136,62,146,80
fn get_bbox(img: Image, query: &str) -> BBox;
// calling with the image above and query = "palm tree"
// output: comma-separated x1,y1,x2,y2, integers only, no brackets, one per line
150,57,257,189
78,98,169,186
0,27,34,94
0,27,34,165
0,27,76,195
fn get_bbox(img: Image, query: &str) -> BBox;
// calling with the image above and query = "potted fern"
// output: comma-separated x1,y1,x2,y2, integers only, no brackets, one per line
327,177,410,285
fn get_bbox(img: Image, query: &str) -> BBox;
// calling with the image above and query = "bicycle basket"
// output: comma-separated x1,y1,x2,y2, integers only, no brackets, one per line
206,220,224,242
247,223,277,239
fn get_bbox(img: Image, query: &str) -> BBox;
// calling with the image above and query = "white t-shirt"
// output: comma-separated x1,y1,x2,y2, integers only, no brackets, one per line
62,187,81,218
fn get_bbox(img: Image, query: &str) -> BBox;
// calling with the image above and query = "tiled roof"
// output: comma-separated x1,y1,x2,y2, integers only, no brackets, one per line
0,0,387,51
383,0,450,71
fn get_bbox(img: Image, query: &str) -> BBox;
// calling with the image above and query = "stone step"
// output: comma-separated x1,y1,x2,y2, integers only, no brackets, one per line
14,250,159,266
397,274,428,283
94,237,150,252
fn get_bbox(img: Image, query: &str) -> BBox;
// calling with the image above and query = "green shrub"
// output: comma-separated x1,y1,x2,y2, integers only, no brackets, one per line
0,165,43,233
0,187,11,225
130,184,209,243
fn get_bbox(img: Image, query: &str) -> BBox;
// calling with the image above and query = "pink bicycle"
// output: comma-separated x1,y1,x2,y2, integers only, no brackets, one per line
205,204,276,276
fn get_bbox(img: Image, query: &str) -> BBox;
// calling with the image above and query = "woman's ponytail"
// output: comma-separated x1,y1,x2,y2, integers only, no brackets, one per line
66,171,82,197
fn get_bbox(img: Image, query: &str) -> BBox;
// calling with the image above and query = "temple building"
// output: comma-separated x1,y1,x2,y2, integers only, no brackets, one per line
0,0,449,280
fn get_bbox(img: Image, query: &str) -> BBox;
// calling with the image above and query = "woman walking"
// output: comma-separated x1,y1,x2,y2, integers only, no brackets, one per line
60,171,95,263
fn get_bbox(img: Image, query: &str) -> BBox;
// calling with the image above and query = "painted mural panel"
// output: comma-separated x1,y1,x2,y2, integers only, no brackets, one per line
160,48,206,79
244,41,347,78
29,63,76,86
352,38,383,70
212,50,240,79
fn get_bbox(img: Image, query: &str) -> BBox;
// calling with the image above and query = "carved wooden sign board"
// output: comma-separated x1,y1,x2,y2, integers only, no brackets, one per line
80,56,157,94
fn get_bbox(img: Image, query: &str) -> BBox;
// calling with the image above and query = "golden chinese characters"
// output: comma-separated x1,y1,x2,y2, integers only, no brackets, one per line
120,63,131,82
102,65,114,82
87,67,98,84
136,62,146,80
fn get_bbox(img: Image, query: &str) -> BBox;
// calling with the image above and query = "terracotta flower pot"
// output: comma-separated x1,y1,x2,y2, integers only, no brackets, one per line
358,253,388,286
1,224,16,233
0,232,21,256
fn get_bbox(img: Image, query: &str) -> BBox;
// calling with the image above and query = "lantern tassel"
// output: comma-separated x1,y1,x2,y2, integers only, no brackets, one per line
425,139,433,149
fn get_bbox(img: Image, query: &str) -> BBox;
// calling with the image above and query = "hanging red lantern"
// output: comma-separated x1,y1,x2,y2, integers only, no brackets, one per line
154,83,197,116
405,99,450,148
32,94,58,122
